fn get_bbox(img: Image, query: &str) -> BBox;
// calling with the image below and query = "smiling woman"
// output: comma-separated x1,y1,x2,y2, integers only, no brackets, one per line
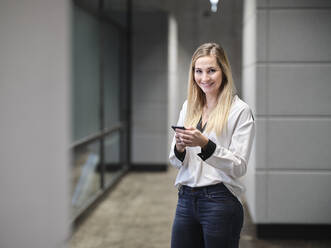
194,56,222,95
186,43,235,137
169,43,255,248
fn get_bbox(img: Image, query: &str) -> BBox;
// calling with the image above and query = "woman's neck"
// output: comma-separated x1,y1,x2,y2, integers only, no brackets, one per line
204,94,217,111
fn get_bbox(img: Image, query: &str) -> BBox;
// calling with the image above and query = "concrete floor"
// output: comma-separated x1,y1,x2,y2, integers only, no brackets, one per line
69,167,331,248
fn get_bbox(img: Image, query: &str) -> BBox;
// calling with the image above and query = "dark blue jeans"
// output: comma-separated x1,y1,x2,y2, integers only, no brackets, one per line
171,183,243,248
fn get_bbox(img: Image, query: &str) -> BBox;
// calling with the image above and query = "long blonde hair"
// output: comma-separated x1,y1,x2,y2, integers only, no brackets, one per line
184,43,236,136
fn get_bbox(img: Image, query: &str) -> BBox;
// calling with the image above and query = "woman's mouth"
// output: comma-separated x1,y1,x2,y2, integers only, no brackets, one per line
200,82,214,87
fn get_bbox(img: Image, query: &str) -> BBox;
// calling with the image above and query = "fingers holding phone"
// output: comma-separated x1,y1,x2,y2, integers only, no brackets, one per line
172,126,186,152
173,126,208,148
175,134,185,151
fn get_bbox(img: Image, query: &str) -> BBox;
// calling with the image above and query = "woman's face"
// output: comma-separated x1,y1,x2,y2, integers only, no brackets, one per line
194,55,223,97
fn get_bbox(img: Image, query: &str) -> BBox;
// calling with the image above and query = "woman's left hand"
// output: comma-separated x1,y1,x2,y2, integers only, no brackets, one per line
175,127,209,148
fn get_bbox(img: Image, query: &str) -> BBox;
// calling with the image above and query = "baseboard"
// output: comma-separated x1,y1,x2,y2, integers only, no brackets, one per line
257,224,331,240
130,163,168,172
95,163,125,172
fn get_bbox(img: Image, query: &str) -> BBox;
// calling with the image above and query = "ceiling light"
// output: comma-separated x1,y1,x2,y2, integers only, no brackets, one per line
209,0,219,12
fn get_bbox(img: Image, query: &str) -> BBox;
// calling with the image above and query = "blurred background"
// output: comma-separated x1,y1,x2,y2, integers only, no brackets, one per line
1,0,331,247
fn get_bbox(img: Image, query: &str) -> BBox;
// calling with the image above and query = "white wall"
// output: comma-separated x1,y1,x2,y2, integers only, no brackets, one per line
242,0,258,222
168,14,179,153
131,12,169,164
243,0,331,224
0,1,70,247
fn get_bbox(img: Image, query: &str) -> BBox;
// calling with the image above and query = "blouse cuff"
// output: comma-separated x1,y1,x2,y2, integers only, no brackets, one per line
174,145,186,162
198,139,216,161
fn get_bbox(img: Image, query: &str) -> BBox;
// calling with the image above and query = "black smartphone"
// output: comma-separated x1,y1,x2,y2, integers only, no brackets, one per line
171,125,186,131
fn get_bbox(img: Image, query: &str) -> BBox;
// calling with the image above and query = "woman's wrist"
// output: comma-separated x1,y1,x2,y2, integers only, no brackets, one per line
175,144,185,153
200,136,209,149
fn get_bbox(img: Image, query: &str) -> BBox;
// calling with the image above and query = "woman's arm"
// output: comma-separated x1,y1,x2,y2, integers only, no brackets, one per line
203,106,255,178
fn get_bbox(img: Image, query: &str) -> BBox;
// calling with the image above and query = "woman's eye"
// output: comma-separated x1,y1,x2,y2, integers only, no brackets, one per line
209,69,216,73
195,69,202,74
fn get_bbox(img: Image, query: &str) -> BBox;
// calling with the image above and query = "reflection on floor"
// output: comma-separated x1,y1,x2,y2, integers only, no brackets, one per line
69,167,331,248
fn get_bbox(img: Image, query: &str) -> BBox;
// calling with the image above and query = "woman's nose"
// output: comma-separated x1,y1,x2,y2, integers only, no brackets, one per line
202,72,210,81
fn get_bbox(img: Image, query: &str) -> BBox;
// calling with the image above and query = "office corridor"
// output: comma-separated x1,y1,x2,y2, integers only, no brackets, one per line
69,168,331,248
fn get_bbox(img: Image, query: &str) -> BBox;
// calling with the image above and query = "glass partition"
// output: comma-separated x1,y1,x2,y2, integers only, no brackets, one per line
72,5,100,141
71,0,129,222
103,23,121,128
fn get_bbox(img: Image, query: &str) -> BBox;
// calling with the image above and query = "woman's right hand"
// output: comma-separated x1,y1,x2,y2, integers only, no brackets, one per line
175,132,186,152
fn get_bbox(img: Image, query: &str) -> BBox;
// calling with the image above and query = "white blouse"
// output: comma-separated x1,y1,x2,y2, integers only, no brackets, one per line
169,95,255,198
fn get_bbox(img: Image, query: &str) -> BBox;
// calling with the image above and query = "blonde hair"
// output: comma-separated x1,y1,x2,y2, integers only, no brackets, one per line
184,43,236,136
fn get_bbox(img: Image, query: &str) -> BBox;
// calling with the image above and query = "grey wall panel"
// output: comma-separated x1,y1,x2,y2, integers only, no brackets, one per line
242,65,256,112
256,10,267,62
133,72,168,103
268,9,331,62
0,0,70,247
243,0,331,225
267,0,331,8
267,119,331,170
255,119,267,169
256,65,267,115
132,12,168,164
241,140,257,221
256,64,331,116
132,134,168,163
267,65,331,115
255,172,268,223
133,12,168,33
257,0,268,8
268,172,331,223
132,43,168,72
133,105,168,133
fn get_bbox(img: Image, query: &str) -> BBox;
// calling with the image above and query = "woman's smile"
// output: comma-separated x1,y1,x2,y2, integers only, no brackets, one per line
200,81,214,87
